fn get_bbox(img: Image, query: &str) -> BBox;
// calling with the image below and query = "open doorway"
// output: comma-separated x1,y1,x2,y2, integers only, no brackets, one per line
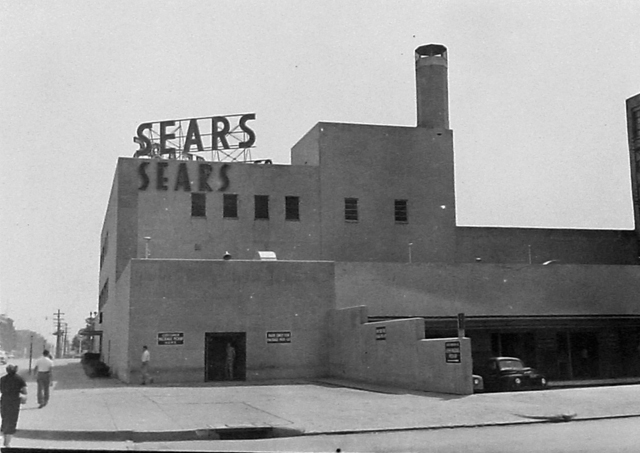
570,331,599,379
204,332,246,382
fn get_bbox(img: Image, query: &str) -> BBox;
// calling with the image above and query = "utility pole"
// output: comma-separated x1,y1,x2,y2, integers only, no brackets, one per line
63,323,68,357
28,334,33,375
52,310,65,359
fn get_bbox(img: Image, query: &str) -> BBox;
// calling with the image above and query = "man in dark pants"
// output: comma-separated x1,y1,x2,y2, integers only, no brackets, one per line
34,350,53,408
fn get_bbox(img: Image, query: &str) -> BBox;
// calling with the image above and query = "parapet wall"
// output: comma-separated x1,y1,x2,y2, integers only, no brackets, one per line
328,306,472,395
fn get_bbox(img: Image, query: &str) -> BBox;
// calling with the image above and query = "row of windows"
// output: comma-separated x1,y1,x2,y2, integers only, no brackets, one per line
191,194,300,220
191,194,409,223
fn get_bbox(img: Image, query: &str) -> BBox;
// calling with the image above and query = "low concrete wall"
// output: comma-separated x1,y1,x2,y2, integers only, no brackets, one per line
329,306,472,395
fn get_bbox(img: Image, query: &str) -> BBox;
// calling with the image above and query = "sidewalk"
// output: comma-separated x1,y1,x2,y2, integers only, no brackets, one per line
12,359,640,451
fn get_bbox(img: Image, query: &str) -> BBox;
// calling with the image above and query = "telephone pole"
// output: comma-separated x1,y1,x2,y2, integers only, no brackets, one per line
52,310,65,359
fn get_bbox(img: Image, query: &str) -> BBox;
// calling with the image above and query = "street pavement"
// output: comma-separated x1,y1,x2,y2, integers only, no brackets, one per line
7,358,640,451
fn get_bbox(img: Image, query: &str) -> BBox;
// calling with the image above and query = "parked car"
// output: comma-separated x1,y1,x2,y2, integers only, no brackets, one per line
474,356,547,392
472,374,484,392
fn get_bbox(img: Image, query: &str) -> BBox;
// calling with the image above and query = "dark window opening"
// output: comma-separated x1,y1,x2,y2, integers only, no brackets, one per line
285,196,300,221
191,193,206,217
395,199,408,223
345,198,358,222
223,194,238,218
99,280,109,310
255,195,269,220
100,233,108,269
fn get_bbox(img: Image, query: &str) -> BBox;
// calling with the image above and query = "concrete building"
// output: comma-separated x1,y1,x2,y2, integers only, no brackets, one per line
97,44,640,392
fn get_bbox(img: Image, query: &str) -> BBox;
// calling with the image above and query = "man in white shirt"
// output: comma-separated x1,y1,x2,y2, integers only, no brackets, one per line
34,350,54,408
141,346,152,384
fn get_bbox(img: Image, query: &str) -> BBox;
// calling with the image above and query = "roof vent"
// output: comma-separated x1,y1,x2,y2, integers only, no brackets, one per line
256,251,277,261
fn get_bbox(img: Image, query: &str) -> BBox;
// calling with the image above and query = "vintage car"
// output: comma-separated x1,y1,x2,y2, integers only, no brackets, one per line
475,356,547,392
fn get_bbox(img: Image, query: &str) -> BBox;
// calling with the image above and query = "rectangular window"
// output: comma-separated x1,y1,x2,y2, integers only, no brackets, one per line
395,199,408,223
345,198,358,222
100,233,108,270
191,193,206,217
99,280,109,310
285,196,300,221
223,194,238,218
255,195,269,220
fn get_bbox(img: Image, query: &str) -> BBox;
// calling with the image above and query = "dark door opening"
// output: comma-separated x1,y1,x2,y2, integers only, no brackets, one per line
490,332,537,368
570,331,599,379
205,332,246,382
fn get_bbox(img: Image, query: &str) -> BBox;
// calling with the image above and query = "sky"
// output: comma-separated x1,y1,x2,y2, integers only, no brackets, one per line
1,0,640,342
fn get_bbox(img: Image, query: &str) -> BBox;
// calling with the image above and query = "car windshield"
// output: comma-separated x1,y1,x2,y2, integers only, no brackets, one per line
497,359,525,371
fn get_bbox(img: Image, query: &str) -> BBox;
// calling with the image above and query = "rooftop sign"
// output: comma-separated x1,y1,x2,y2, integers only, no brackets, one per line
134,113,256,160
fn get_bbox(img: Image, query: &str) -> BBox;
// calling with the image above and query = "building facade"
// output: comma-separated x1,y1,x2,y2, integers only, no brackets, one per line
97,44,640,388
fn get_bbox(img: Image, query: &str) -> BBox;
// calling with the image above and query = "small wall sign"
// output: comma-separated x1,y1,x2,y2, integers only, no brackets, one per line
376,326,386,341
267,331,291,344
157,332,184,345
445,341,461,363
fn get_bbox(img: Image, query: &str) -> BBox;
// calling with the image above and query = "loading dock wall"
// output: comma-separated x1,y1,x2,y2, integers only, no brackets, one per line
329,306,473,395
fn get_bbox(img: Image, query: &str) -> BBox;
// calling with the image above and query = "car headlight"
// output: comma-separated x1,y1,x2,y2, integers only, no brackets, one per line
473,377,480,385
541,377,547,386
513,377,522,386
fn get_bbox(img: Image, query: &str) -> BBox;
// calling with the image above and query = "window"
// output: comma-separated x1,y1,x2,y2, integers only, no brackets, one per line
285,196,300,221
99,280,109,310
100,233,108,270
191,193,206,217
344,198,358,222
223,194,238,218
395,199,408,223
255,195,269,220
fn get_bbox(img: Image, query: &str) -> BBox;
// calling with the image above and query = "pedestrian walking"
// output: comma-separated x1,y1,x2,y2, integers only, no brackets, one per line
141,345,152,384
225,342,236,380
34,349,53,408
1,364,27,448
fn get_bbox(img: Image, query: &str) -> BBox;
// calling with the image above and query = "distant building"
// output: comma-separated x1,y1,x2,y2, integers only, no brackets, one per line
97,44,640,390
0,315,16,354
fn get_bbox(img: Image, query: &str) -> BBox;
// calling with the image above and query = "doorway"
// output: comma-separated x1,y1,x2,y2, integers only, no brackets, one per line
490,332,537,368
205,332,246,382
570,331,599,379
556,331,600,379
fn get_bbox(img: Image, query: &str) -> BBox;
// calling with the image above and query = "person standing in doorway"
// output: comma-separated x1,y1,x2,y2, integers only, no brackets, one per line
0,364,27,448
141,345,152,385
34,350,53,408
225,343,236,380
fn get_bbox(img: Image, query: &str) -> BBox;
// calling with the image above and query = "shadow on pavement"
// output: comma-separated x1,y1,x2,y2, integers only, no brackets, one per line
21,359,125,390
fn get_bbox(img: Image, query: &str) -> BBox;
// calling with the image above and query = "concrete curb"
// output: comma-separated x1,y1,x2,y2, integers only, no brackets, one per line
16,426,303,442
15,412,640,443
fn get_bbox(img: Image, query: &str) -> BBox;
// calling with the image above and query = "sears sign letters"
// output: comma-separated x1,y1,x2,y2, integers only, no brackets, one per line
134,113,256,158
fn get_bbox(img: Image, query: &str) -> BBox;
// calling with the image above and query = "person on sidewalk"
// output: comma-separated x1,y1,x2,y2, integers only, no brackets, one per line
225,342,236,380
34,350,53,408
1,364,27,448
141,345,152,384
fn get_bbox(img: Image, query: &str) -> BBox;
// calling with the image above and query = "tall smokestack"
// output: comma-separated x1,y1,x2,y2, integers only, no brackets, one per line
415,44,449,129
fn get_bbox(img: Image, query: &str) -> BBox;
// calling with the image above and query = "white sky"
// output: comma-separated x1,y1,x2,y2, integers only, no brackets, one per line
1,0,639,341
